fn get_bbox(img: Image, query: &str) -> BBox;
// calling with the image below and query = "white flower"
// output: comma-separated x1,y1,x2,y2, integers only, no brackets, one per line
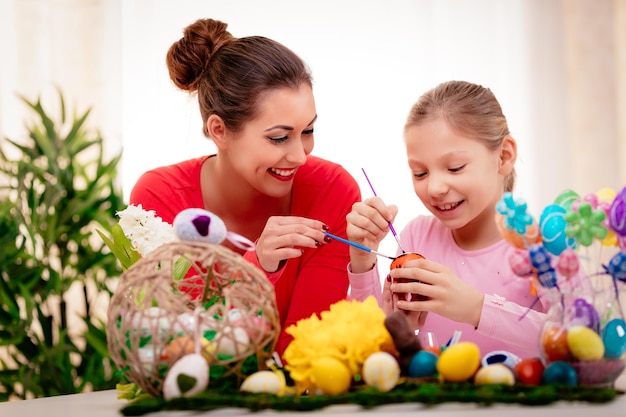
116,204,177,256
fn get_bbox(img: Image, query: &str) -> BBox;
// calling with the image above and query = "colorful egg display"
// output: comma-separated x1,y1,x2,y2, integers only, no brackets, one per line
541,325,571,361
541,361,577,386
566,325,604,361
362,351,401,392
407,350,438,378
514,357,545,386
602,318,626,359
474,364,515,386
310,357,352,395
173,208,227,244
436,342,481,382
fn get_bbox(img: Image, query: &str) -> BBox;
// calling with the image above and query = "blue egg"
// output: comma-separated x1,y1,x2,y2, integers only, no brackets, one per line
540,204,574,256
541,361,578,386
602,318,626,359
408,350,438,378
173,208,227,244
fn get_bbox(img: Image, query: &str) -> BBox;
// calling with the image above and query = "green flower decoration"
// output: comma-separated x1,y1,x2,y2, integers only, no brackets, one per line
564,201,608,246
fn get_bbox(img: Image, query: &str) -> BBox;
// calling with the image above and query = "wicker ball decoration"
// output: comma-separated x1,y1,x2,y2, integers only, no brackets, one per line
106,241,280,397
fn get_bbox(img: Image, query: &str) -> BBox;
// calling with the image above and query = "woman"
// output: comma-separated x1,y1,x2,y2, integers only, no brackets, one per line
130,18,361,356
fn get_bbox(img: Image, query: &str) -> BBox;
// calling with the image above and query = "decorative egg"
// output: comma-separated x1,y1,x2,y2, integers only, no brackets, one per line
170,312,198,335
514,357,545,386
566,325,604,361
227,308,243,323
474,364,515,386
556,248,580,278
130,306,170,341
436,342,481,382
541,361,577,386
136,345,157,372
161,335,214,362
245,315,272,341
566,298,600,332
173,208,227,244
539,204,574,256
509,249,532,277
362,351,401,392
541,325,571,361
390,252,426,301
407,350,438,378
163,353,209,400
602,318,626,359
310,357,352,395
481,350,521,369
215,325,251,357
240,370,284,394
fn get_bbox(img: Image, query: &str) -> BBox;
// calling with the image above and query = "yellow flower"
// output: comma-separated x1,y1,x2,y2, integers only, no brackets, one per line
283,296,393,394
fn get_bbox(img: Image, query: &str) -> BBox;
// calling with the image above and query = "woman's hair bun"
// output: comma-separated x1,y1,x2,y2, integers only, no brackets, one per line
166,18,235,92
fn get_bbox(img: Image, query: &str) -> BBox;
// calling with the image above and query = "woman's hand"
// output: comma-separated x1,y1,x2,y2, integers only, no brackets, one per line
255,216,329,272
346,197,398,273
382,273,427,330
389,258,485,328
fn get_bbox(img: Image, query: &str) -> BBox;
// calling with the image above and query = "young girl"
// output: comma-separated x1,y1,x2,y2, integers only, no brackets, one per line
347,80,546,359
129,18,361,356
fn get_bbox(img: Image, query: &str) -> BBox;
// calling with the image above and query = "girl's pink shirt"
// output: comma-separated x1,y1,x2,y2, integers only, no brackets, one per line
349,215,555,359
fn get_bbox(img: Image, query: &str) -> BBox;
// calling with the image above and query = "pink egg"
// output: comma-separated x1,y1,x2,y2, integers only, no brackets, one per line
556,248,579,279
509,249,532,277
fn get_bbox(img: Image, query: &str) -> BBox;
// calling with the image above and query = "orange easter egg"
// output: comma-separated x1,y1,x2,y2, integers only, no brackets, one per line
541,325,571,362
390,252,426,301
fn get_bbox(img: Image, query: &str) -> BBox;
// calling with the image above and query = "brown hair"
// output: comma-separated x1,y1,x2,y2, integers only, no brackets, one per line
166,18,313,136
404,80,516,192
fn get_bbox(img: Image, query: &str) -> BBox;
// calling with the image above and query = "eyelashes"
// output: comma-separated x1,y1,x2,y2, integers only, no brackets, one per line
267,128,315,144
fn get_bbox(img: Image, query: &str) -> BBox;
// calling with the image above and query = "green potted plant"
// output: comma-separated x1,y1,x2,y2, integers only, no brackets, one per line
0,91,125,400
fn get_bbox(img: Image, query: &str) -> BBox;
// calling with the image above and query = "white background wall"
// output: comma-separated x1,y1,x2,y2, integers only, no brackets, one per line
2,0,621,269
118,0,545,265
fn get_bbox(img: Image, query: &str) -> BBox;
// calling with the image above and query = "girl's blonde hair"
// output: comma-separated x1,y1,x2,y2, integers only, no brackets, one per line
404,80,516,192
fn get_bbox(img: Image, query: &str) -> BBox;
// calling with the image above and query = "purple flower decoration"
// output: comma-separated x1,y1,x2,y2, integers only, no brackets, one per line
564,201,607,246
566,298,600,333
496,192,533,235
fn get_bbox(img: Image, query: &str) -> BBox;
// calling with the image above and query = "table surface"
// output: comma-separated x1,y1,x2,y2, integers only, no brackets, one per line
1,375,625,417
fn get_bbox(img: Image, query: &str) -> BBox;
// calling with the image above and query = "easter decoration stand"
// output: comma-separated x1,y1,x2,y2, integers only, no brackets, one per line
105,208,280,398
497,188,626,387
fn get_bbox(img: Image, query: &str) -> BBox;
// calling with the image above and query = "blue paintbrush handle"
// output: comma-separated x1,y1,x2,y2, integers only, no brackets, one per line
323,232,395,260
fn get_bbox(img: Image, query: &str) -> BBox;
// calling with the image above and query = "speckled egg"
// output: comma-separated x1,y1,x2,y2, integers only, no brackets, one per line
436,342,481,382
602,318,626,359
541,361,578,386
408,350,438,378
311,357,352,395
474,364,515,385
362,351,401,392
173,208,227,244
240,370,284,394
566,325,604,361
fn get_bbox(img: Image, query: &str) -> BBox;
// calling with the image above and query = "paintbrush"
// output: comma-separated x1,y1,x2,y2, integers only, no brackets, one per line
361,168,407,253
